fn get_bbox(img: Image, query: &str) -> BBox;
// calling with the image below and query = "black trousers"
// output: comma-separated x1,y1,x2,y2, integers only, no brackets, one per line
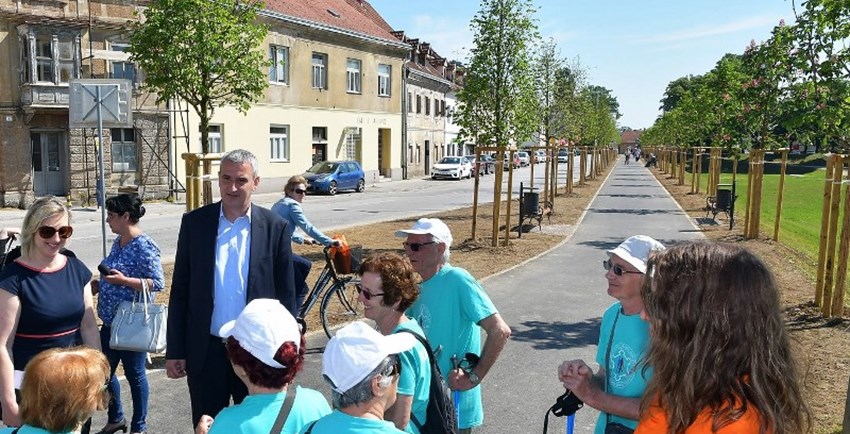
186,335,248,427
293,253,313,312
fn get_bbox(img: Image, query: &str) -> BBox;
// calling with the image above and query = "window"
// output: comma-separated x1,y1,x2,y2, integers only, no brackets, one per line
346,58,361,93
435,99,440,116
110,43,136,84
408,92,412,112
270,125,289,161
425,97,431,116
21,30,80,84
312,127,328,165
345,128,361,161
441,100,446,117
207,125,223,153
416,95,421,114
311,52,327,89
269,45,289,84
377,64,391,96
110,128,137,172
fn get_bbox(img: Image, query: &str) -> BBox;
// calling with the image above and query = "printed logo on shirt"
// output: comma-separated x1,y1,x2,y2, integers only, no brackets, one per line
608,342,640,389
412,305,433,332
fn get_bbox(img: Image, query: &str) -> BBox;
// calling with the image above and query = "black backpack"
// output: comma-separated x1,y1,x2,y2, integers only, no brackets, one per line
396,329,458,434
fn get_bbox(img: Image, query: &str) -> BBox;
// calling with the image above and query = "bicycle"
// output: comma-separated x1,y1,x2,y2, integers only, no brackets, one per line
298,244,364,338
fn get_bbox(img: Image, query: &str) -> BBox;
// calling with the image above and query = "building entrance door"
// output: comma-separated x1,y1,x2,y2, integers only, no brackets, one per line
31,131,67,196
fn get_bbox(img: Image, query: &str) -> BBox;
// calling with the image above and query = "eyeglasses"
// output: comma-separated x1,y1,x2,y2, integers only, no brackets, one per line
355,284,385,300
602,259,642,276
294,188,306,195
37,225,74,239
403,241,436,252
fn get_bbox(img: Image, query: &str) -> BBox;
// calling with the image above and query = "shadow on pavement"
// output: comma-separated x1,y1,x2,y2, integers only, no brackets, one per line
588,208,680,216
511,318,601,350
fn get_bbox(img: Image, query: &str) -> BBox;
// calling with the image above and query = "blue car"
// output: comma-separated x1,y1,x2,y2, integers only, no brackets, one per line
303,160,365,195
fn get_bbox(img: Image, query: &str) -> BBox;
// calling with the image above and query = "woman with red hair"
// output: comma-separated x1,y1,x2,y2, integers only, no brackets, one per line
195,299,330,434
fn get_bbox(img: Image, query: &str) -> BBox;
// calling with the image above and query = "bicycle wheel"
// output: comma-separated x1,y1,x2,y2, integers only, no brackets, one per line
320,278,364,338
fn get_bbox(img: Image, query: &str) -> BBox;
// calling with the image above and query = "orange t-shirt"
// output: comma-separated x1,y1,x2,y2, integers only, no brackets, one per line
635,402,763,434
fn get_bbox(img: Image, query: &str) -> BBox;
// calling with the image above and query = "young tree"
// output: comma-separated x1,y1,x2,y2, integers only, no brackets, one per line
534,38,565,145
129,0,269,155
456,0,540,149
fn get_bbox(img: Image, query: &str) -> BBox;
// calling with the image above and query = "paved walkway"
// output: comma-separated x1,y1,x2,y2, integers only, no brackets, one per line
92,160,704,433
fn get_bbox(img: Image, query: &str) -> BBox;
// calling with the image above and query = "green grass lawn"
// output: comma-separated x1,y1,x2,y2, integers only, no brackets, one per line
694,164,848,295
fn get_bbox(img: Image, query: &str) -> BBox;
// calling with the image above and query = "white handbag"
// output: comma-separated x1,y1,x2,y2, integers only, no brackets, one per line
109,278,167,353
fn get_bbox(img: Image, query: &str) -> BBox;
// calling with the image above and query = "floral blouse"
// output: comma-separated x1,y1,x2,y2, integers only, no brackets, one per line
97,233,165,326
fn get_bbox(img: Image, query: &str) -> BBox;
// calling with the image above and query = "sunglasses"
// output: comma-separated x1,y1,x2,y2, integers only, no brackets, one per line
355,284,385,300
403,241,436,252
602,259,642,276
37,225,74,239
294,188,307,195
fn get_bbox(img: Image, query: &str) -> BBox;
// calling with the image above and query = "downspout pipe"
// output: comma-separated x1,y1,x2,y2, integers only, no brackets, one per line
401,61,409,180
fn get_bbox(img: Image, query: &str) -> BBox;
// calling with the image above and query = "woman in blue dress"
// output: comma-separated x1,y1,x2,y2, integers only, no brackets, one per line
95,194,164,434
0,197,100,427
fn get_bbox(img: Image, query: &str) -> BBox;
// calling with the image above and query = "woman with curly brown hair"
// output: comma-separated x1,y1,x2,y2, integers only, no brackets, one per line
357,252,429,433
636,241,811,434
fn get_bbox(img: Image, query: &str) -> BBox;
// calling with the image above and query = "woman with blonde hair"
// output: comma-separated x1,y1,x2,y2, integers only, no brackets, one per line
0,346,110,434
0,196,100,427
636,241,811,434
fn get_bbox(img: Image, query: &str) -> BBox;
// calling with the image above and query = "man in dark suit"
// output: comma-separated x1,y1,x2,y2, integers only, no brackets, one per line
165,149,296,427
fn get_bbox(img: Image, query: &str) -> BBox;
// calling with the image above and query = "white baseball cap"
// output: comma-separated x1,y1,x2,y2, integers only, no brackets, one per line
607,235,665,274
394,218,453,247
219,299,301,369
322,321,416,393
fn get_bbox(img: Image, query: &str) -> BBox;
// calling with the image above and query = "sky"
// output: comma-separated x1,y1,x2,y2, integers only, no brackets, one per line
368,0,798,130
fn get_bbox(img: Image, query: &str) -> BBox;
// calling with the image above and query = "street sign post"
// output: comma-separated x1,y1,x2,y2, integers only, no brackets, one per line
69,79,133,258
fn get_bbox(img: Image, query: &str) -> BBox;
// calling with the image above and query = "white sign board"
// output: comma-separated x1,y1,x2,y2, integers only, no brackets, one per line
69,79,133,128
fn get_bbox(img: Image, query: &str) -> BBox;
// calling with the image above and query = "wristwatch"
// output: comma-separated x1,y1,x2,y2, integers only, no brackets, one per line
467,370,480,384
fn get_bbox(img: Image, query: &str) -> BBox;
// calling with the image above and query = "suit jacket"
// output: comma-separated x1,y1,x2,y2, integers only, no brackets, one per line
166,202,295,372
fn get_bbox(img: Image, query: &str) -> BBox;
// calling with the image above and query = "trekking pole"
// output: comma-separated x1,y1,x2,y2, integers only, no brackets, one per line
451,355,461,421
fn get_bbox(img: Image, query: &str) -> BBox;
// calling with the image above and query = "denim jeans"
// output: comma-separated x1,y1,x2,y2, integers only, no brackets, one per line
100,326,149,433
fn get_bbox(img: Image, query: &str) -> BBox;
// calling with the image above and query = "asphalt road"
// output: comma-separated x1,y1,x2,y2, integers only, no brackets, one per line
85,159,704,434
0,158,587,269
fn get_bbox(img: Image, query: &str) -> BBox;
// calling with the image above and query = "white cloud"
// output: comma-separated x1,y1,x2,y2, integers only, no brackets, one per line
635,15,782,44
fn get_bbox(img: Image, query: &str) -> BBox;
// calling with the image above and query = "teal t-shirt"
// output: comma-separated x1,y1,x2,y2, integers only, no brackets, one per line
209,386,331,434
593,302,651,434
0,425,72,434
392,319,431,433
405,264,497,430
299,409,405,433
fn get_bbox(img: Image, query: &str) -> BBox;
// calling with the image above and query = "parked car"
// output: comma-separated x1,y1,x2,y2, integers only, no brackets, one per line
469,155,495,176
432,156,472,180
503,153,520,170
534,150,547,164
557,149,569,163
516,151,531,167
303,160,365,195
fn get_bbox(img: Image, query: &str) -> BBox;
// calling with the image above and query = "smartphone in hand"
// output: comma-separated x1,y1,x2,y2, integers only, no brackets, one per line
97,264,114,275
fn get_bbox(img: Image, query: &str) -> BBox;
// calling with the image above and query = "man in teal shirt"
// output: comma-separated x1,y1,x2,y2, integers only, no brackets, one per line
396,218,511,433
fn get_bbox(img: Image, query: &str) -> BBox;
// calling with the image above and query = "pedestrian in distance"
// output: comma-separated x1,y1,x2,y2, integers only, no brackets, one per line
0,196,100,428
558,235,665,434
195,299,330,434
356,252,430,433
304,321,417,433
95,194,165,434
635,241,811,434
271,175,340,311
0,347,110,434
166,149,298,428
396,218,511,433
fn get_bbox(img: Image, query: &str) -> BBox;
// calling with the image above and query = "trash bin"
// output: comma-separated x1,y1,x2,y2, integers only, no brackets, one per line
522,191,539,217
716,185,733,212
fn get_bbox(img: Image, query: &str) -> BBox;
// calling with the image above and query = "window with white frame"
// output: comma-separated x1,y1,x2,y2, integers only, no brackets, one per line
20,29,81,84
416,95,421,113
408,92,412,112
425,97,431,116
312,52,327,89
269,45,289,84
377,64,391,96
346,58,361,93
345,128,361,161
269,125,289,161
110,128,137,172
110,43,136,84
207,124,223,153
